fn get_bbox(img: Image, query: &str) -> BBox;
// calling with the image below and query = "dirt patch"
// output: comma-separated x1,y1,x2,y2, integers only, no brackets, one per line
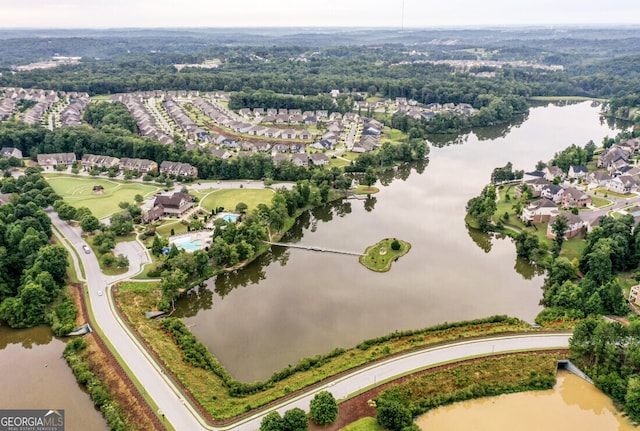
309,349,569,431
69,283,163,431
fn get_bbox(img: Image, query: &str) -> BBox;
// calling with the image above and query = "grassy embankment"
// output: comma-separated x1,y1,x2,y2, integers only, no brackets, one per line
359,239,411,272
115,285,534,420
376,353,561,417
340,418,385,431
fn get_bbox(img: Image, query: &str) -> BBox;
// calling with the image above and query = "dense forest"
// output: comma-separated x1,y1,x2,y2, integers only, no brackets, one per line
0,169,76,334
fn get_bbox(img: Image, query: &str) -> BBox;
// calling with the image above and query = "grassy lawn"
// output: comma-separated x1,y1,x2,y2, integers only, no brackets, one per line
354,185,380,195
198,188,273,213
593,187,631,199
115,285,534,421
156,220,188,238
591,195,612,208
330,157,351,168
561,233,587,261
45,175,161,219
360,239,411,272
340,417,384,431
494,185,527,231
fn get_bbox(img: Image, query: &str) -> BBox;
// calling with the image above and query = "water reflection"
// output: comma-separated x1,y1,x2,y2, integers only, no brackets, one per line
466,225,493,253
427,111,528,147
514,256,545,280
0,324,52,350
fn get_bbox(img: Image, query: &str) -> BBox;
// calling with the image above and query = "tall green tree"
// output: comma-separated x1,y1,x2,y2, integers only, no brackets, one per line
282,408,308,431
309,391,338,426
551,215,569,257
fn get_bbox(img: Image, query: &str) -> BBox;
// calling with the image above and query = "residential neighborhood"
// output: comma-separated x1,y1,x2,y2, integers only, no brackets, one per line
519,138,640,240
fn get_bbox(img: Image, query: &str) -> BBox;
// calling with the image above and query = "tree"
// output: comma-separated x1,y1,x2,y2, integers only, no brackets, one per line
309,391,338,426
134,194,144,204
282,408,308,431
363,168,377,188
110,213,134,236
377,400,413,431
260,411,283,431
235,202,248,213
80,215,100,233
625,376,640,421
115,254,129,268
515,231,540,260
30,245,68,285
551,215,569,257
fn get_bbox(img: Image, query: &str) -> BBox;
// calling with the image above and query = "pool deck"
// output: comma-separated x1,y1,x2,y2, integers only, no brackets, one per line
169,230,213,252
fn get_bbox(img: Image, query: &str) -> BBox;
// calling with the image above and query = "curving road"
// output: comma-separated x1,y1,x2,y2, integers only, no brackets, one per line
49,209,571,431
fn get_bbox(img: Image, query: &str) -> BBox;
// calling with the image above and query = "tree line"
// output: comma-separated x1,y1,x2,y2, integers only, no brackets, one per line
0,169,76,334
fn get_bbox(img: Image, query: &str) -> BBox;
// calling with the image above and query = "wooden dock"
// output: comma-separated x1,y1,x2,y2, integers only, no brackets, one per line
265,241,364,256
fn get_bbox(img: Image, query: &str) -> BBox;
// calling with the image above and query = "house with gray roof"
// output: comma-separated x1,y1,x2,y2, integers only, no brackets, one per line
1,147,22,159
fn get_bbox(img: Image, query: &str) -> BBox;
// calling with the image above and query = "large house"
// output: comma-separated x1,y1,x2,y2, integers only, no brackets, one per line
541,185,564,203
160,161,198,178
119,158,158,174
37,152,76,169
521,198,559,224
561,187,592,208
143,192,194,222
607,175,638,194
546,213,585,239
81,154,120,170
0,147,22,159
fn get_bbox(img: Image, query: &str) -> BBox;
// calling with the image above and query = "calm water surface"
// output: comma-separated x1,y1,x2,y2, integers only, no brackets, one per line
0,325,108,431
416,371,637,431
175,102,625,382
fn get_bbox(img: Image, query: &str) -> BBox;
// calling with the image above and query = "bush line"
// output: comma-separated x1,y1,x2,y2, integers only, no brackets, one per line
162,315,520,398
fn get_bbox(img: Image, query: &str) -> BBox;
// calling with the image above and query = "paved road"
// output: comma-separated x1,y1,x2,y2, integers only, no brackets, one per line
49,209,571,430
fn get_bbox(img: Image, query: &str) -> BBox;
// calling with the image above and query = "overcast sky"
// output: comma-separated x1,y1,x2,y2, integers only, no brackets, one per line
1,0,639,28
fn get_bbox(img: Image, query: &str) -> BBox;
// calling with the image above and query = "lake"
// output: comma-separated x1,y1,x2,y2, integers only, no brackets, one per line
175,101,625,382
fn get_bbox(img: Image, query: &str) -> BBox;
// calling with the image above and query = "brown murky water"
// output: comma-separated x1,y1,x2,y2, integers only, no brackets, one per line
416,371,636,431
175,102,626,382
0,325,108,431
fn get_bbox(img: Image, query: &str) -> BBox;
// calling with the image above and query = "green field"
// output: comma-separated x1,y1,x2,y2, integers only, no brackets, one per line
340,417,384,431
198,188,274,213
45,175,161,219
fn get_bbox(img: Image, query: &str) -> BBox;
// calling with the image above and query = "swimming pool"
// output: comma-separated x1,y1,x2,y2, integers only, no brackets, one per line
223,214,239,223
172,236,204,252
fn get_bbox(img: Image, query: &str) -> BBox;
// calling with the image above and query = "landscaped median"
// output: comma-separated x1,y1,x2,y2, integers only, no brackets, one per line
113,284,540,422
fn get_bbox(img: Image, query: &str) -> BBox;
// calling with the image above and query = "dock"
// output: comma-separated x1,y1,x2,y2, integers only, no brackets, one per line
265,241,364,256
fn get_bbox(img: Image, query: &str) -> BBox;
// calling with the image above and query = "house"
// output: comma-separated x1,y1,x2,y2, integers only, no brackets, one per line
119,158,158,174
607,175,638,194
521,198,559,224
629,285,640,306
265,128,282,139
273,154,290,165
568,165,588,180
81,154,120,170
143,192,194,222
544,166,565,181
209,148,232,159
37,152,76,169
561,187,592,208
524,177,551,197
299,130,313,140
0,147,22,159
160,161,198,178
309,153,330,166
541,185,564,203
588,171,612,188
282,129,298,139
546,213,585,239
292,153,308,167
598,146,629,169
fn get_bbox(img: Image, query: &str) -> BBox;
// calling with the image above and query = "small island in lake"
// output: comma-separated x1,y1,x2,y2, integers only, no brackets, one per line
360,238,411,272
